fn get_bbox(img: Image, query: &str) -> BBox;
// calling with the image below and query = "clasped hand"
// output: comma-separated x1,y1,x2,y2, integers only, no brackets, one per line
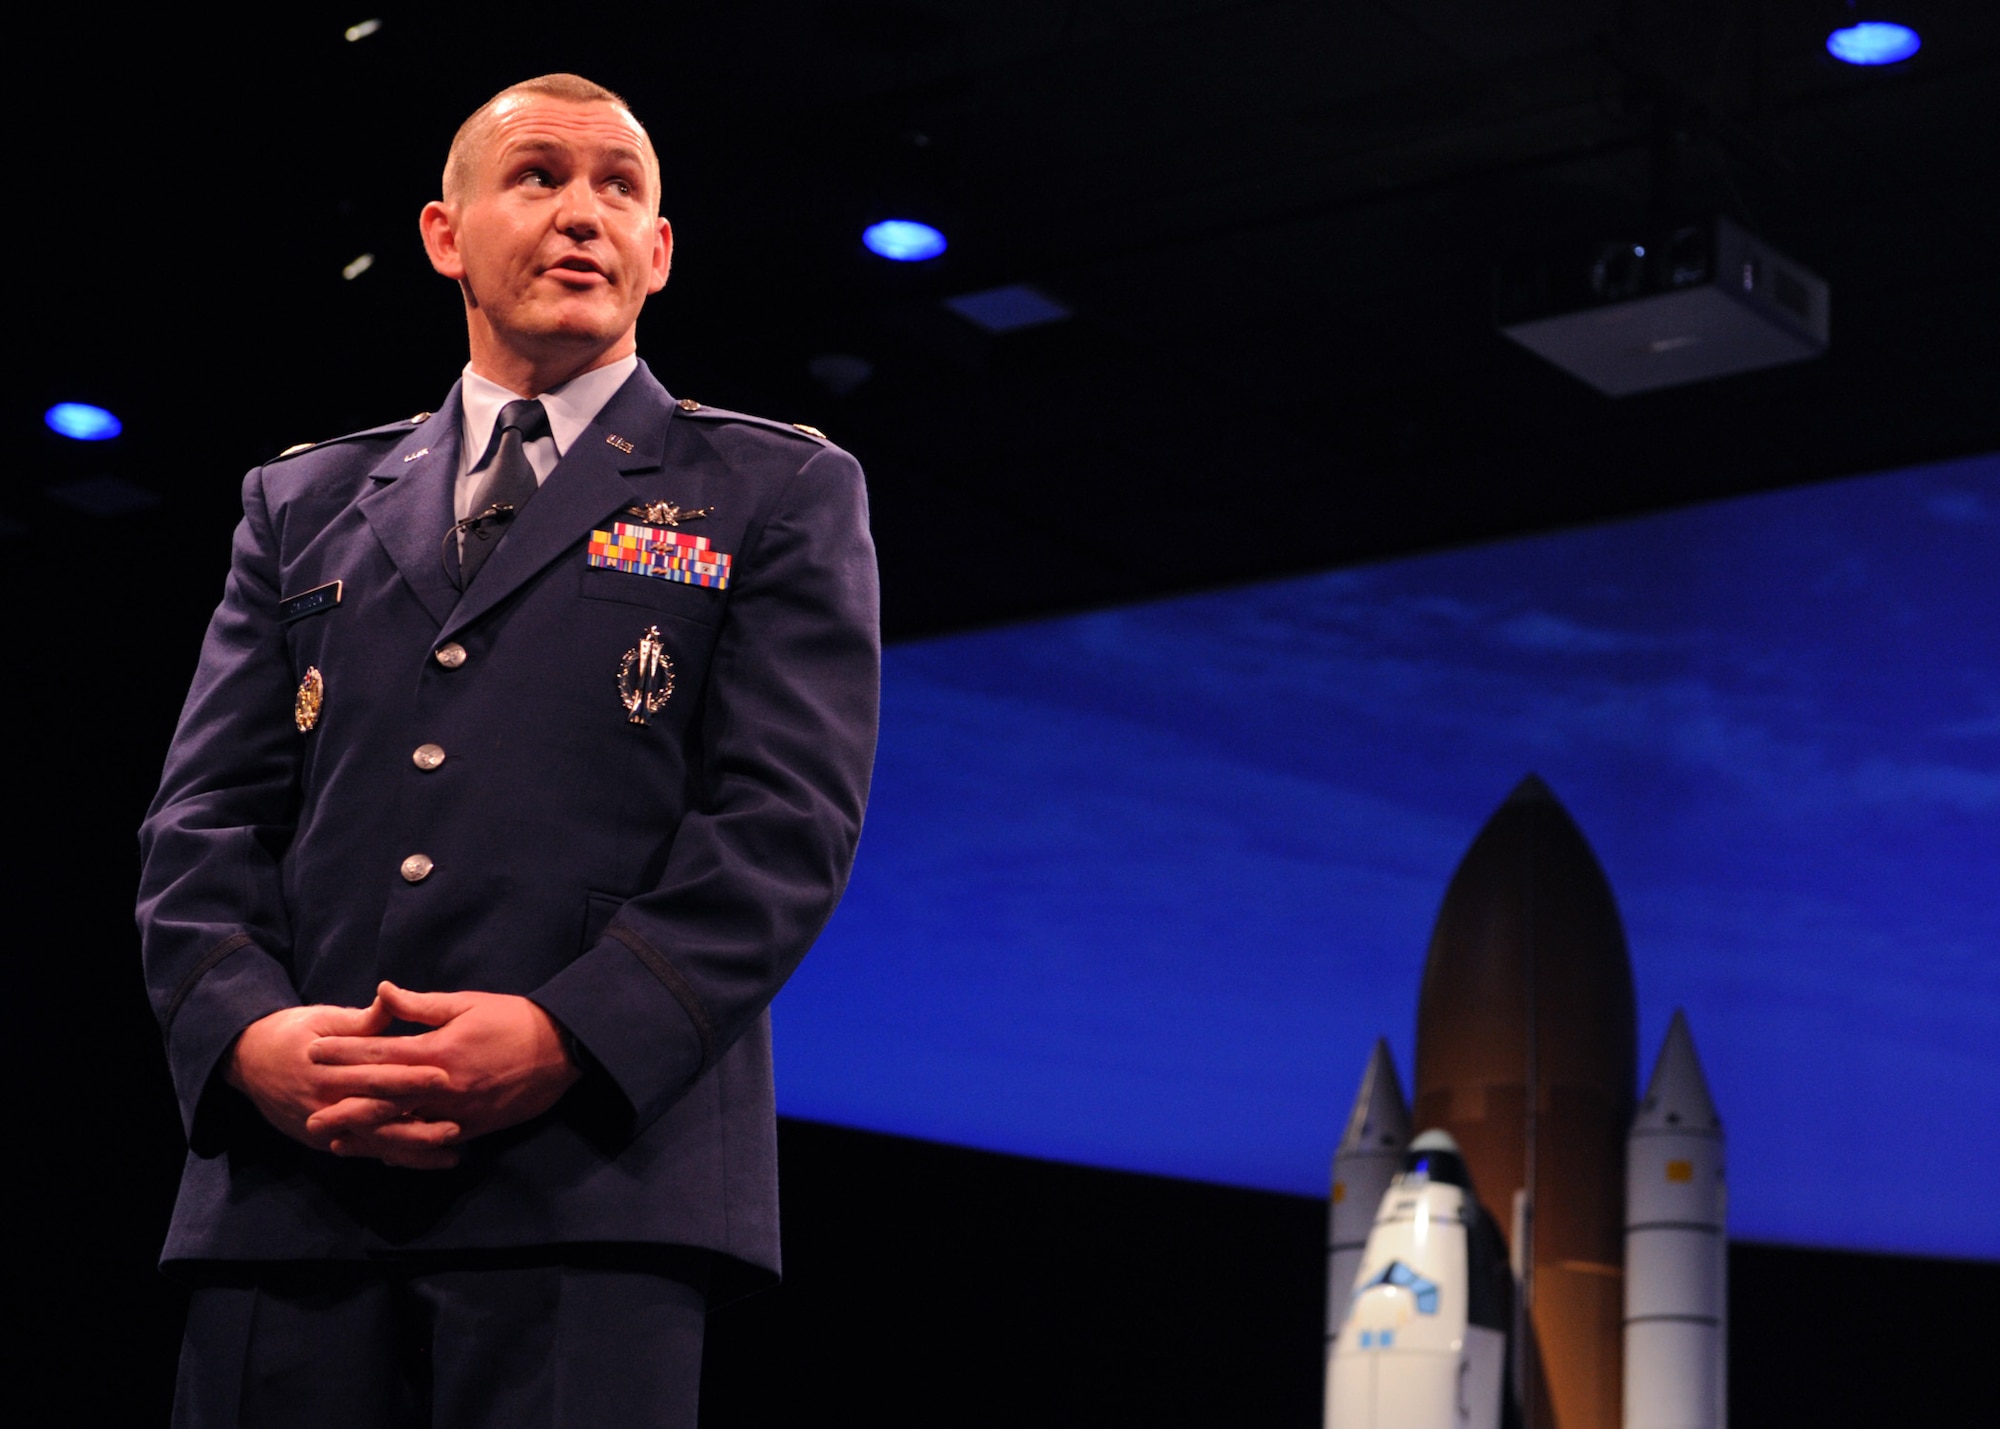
226,982,581,1170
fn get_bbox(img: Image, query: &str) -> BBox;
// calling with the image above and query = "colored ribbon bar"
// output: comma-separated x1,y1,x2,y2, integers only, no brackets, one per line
587,522,734,590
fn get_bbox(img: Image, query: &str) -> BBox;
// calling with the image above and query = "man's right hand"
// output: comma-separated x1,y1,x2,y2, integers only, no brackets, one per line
225,1004,462,1170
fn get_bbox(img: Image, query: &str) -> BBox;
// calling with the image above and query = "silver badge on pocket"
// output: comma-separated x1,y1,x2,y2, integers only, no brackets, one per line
618,626,675,725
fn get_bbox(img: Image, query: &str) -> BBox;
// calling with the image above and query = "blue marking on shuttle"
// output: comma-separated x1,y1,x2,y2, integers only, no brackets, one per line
1361,1260,1440,1314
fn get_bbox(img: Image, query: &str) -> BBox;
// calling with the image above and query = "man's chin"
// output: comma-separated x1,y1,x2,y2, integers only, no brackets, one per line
470,306,641,381
508,319,637,358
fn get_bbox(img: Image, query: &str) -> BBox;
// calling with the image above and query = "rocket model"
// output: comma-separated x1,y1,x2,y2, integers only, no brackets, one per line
1325,776,1727,1429
1326,1038,1412,1363
1325,1129,1512,1429
1624,1011,1726,1429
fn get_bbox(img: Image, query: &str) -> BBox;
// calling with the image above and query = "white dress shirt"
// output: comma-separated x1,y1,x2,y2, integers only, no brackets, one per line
453,354,640,525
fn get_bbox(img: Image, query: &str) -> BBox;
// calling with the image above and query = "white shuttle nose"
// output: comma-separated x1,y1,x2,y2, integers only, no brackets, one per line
1325,1129,1505,1429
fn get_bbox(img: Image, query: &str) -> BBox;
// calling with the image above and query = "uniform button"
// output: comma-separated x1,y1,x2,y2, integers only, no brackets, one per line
434,642,467,668
412,743,446,770
400,853,434,883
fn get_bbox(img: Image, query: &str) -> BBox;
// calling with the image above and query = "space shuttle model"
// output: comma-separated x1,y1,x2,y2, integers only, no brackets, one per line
1323,776,1727,1429
1326,1128,1512,1428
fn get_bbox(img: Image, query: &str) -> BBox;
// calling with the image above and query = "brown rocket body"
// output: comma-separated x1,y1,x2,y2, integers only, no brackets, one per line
1413,776,1637,1429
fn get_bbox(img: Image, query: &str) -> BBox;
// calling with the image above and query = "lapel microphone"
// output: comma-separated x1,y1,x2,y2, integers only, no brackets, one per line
440,502,519,589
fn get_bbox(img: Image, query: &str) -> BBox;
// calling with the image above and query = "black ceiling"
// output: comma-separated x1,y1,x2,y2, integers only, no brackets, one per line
18,1,2000,639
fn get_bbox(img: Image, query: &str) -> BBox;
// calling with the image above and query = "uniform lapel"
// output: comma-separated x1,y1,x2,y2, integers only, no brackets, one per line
360,389,464,628
439,364,675,640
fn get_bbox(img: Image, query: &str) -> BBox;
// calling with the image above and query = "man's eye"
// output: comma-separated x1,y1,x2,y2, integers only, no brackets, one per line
608,178,634,197
518,168,555,188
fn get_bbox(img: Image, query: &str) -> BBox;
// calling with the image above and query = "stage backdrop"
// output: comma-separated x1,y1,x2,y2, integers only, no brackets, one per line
772,450,2000,1261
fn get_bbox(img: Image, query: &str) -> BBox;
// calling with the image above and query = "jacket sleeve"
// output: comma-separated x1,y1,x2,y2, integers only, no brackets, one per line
136,464,306,1141
529,441,881,1131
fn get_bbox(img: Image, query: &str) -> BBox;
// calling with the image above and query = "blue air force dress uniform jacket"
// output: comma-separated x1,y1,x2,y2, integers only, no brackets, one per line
137,362,879,1290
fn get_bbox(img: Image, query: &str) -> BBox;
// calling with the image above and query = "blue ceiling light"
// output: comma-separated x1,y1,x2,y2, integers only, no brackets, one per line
1827,21,1922,66
863,219,948,262
45,402,123,441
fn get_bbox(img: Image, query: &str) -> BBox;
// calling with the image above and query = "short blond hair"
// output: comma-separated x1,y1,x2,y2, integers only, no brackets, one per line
442,74,658,210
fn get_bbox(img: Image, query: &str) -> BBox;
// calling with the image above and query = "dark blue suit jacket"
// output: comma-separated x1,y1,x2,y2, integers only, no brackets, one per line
138,363,879,1290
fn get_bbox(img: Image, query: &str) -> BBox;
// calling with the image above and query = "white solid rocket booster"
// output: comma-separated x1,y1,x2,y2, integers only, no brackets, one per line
1327,1039,1411,1359
1326,1130,1510,1429
1624,1009,1727,1429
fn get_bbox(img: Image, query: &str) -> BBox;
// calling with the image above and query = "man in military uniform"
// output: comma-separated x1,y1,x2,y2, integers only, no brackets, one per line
138,73,879,1428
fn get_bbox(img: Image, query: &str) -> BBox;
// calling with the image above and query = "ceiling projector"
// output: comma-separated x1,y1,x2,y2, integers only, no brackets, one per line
1496,216,1829,397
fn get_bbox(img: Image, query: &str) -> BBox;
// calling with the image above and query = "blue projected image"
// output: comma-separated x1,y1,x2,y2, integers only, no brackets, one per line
775,452,2000,1261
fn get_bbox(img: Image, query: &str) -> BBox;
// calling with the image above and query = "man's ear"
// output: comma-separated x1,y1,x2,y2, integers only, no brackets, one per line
420,201,465,280
649,217,673,294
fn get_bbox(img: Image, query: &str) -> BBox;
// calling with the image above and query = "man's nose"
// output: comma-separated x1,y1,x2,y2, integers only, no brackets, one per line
554,179,603,236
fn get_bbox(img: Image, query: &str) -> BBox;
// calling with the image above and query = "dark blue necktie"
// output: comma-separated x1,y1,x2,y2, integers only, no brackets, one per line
459,398,551,585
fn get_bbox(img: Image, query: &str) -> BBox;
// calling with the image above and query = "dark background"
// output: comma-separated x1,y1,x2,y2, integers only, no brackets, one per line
10,3,1993,1422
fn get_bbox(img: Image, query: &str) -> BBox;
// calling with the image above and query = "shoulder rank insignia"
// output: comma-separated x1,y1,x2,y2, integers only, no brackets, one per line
671,400,832,444
269,411,434,463
588,521,733,591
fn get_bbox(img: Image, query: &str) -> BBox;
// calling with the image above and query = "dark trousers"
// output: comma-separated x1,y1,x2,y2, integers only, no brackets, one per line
173,1255,709,1429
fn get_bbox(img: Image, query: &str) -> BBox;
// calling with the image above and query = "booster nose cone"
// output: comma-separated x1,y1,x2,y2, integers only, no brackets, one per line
1328,1040,1412,1356
1341,1039,1412,1154
1633,1008,1721,1136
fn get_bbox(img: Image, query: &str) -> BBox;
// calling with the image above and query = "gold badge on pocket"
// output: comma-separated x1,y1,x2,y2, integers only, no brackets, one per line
295,667,324,733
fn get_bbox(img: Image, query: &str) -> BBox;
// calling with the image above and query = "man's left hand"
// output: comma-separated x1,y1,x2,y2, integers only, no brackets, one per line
305,981,583,1150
